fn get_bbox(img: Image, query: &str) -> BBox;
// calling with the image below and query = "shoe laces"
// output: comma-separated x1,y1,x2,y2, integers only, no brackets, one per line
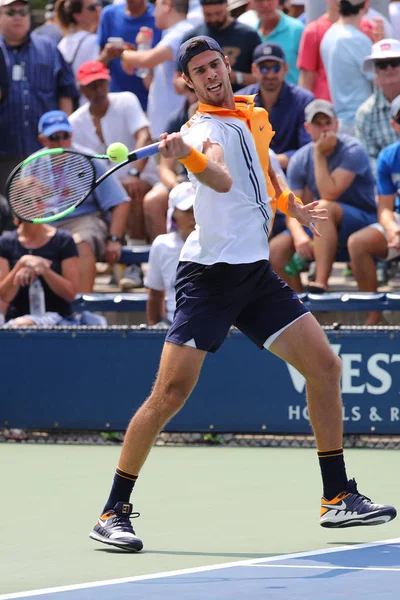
113,510,140,532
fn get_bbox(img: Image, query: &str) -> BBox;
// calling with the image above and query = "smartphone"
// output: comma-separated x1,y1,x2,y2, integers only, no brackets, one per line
107,37,124,47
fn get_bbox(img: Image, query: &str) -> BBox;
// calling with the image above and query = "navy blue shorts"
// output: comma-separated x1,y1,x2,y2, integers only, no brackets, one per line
165,260,309,353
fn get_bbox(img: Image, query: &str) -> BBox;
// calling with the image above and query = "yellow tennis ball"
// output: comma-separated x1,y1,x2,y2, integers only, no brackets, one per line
107,142,129,163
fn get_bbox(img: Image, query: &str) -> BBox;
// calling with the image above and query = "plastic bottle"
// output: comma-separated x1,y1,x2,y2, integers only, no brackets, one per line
29,278,46,316
284,253,308,277
135,30,152,78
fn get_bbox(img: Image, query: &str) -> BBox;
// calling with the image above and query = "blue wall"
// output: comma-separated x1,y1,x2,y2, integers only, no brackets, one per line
1,328,400,434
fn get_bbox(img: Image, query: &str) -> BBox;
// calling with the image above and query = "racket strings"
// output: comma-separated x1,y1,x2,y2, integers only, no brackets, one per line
8,152,95,221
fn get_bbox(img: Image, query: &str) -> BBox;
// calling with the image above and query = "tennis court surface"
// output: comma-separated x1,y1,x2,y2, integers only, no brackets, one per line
1,539,400,599
2,445,400,599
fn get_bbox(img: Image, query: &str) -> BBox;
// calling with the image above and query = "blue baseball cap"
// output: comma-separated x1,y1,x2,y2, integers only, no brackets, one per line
252,42,286,65
38,110,72,137
178,36,224,74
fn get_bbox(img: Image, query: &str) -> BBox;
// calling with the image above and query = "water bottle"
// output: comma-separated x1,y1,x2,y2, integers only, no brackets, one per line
29,278,46,317
284,253,308,277
135,30,152,78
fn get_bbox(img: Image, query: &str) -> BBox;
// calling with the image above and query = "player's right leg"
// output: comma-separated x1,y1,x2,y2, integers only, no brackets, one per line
89,341,206,552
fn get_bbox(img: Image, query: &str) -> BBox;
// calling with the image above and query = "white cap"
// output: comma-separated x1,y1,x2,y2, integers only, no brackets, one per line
362,39,400,74
169,182,195,212
0,0,28,6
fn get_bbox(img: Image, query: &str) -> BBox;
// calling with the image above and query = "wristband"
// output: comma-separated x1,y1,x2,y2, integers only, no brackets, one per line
277,189,303,217
106,235,123,243
178,147,208,174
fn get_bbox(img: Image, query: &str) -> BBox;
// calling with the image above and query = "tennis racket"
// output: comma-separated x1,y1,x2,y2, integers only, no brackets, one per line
5,142,160,224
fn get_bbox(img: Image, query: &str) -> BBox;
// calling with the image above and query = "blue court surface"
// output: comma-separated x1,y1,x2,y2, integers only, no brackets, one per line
2,538,400,600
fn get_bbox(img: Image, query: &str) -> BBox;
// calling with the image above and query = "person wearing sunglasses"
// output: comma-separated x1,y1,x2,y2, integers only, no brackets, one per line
348,93,400,325
237,42,314,174
36,110,130,294
355,39,400,178
0,0,78,201
55,0,102,98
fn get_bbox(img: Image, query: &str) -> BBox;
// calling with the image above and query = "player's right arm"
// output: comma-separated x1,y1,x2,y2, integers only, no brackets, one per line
158,132,232,193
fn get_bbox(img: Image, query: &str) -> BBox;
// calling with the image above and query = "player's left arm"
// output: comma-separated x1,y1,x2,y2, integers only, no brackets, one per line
159,132,232,193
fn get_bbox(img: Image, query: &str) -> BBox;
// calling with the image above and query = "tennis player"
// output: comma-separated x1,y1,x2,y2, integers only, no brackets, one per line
90,36,397,552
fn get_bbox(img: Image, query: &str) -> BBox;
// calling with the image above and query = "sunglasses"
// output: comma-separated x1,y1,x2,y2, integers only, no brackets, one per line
258,63,282,74
85,2,101,10
375,59,400,70
48,132,71,142
5,7,30,16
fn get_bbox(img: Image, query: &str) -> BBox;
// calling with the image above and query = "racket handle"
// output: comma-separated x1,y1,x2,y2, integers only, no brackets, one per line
128,142,160,163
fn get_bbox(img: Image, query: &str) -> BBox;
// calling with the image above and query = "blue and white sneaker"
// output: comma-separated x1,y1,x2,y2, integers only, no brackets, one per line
320,478,397,528
89,502,143,551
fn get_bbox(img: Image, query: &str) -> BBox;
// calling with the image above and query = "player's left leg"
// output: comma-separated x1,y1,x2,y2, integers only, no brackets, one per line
269,313,397,528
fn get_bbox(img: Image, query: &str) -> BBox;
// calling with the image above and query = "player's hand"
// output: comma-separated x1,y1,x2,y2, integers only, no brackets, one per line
105,240,122,265
158,132,191,160
288,194,328,238
14,266,36,287
314,131,337,156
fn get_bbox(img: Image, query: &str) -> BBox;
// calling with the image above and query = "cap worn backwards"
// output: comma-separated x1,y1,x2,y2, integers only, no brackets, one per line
178,36,224,74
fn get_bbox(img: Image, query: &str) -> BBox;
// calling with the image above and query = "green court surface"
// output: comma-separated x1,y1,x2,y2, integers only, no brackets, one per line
1,445,399,595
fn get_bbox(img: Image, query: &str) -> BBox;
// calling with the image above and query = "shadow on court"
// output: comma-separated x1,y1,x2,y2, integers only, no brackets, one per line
94,548,277,559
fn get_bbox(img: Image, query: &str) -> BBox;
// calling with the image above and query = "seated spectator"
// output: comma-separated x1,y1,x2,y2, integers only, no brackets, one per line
238,0,304,84
238,42,314,171
0,0,78,197
297,0,381,101
32,2,63,44
0,194,14,236
173,0,261,95
348,94,400,325
145,181,195,325
0,219,79,327
143,85,197,243
70,60,157,288
55,0,102,94
120,0,194,139
37,110,130,293
355,38,400,177
270,99,377,293
283,0,306,21
320,0,374,135
97,0,162,111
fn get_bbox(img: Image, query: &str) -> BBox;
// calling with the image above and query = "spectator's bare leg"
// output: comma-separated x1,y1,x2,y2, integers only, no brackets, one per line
312,201,343,291
269,232,303,292
77,241,96,293
125,181,151,243
348,227,388,325
143,184,169,243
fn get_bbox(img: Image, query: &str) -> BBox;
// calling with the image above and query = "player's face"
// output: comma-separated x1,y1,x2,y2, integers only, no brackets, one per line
307,114,338,141
0,1,30,42
256,60,287,93
184,51,232,107
202,3,228,30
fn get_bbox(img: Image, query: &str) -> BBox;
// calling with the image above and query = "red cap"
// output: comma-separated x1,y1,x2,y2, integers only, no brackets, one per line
77,61,111,86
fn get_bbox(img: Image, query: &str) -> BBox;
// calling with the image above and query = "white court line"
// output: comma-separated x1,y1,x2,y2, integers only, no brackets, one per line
248,564,400,572
1,537,400,599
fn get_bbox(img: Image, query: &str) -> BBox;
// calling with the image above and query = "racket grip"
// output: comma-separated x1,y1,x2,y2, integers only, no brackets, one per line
128,142,160,162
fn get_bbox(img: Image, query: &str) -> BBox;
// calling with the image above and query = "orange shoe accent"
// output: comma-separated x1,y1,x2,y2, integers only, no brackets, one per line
320,492,350,517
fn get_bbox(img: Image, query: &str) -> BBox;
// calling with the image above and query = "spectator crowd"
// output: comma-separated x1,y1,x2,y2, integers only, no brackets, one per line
0,0,400,326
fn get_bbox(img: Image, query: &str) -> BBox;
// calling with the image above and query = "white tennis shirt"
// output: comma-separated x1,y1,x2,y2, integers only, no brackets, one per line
180,113,273,265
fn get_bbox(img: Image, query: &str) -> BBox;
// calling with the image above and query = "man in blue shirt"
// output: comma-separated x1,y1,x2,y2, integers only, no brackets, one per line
37,111,130,293
97,0,161,111
238,42,314,172
348,94,400,325
0,0,78,196
270,99,377,293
